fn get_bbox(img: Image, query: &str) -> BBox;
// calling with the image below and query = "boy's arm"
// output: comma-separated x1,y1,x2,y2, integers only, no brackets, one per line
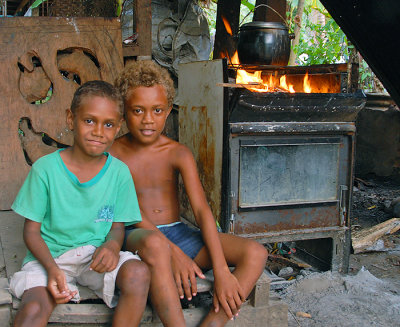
90,222,124,273
178,147,246,319
134,215,205,300
23,219,76,303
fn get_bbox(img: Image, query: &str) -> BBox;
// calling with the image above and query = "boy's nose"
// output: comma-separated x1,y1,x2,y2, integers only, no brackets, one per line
142,112,154,124
92,124,103,136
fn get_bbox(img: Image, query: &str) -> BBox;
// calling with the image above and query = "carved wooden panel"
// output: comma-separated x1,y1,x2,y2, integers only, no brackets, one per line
0,17,123,209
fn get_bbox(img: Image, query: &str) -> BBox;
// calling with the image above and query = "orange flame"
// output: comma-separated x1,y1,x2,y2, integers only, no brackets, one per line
222,16,232,36
231,51,239,65
232,51,296,92
232,52,267,92
303,72,311,93
280,75,295,93
230,52,326,93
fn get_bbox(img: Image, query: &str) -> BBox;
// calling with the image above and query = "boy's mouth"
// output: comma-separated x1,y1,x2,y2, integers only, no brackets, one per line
87,139,105,146
140,129,155,136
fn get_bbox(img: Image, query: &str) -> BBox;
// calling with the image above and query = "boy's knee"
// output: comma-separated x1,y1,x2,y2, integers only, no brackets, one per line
118,260,150,293
246,241,269,264
18,298,52,320
140,232,171,264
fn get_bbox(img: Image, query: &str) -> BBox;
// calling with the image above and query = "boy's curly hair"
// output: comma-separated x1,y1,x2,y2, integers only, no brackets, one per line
115,60,175,108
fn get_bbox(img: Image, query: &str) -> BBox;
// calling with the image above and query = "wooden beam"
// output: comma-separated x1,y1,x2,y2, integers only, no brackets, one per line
133,0,152,59
253,0,287,23
213,0,241,60
352,218,400,254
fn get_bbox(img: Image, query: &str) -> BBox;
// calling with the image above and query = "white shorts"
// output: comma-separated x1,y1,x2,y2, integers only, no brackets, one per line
9,245,140,308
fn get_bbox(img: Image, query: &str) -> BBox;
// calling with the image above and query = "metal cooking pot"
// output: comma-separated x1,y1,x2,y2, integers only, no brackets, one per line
237,21,293,66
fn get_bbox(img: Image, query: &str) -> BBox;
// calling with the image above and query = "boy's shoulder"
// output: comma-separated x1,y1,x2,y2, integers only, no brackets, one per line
112,134,192,156
31,149,60,171
168,139,193,157
155,135,194,161
108,153,131,172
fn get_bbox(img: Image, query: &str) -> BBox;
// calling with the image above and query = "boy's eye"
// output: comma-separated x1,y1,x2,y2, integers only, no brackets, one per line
134,109,143,114
155,108,163,113
85,119,94,124
105,122,114,128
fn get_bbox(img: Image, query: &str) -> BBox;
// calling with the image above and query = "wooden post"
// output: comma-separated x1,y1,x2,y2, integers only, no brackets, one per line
212,0,241,60
122,0,152,59
253,0,287,23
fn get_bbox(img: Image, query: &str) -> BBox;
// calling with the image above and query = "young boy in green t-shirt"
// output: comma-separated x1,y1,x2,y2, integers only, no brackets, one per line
9,80,150,327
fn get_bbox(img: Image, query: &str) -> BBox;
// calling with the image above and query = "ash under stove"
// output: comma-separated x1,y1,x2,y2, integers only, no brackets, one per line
179,59,366,272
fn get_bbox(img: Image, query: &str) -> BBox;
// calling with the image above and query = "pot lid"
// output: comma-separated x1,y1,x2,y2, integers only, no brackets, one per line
239,21,288,31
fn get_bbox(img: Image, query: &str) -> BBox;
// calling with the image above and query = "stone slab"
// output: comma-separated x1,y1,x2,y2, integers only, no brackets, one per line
48,303,152,324
268,299,289,327
0,278,11,306
0,211,26,278
225,298,288,327
250,271,270,307
0,305,11,327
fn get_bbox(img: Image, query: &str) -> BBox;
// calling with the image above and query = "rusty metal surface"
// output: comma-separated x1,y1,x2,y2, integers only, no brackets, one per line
178,60,226,225
233,204,339,235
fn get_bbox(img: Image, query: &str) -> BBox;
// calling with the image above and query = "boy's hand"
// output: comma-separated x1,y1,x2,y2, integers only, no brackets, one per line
171,246,205,300
213,267,246,320
90,242,120,273
47,266,77,304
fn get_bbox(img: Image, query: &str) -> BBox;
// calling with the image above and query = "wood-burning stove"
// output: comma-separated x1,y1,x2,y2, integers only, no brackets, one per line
179,59,366,272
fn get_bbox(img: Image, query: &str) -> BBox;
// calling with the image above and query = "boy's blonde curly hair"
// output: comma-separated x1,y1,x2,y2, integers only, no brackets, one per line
114,60,175,108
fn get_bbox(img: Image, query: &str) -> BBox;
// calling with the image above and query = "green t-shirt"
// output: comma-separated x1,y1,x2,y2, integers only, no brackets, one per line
12,149,141,265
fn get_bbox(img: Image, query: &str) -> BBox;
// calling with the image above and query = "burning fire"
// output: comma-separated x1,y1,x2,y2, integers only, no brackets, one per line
303,72,312,93
222,16,232,36
231,51,312,93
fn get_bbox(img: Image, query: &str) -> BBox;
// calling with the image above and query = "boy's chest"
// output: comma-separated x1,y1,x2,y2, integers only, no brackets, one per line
127,153,177,187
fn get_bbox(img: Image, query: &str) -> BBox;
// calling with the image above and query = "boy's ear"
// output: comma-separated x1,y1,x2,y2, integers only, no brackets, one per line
66,109,74,131
166,106,173,117
115,118,123,135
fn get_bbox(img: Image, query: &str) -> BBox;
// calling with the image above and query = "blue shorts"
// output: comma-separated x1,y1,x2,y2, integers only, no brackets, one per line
158,222,204,259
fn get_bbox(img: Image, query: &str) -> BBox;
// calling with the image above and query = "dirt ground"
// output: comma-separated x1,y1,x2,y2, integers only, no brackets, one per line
350,175,400,287
276,175,400,327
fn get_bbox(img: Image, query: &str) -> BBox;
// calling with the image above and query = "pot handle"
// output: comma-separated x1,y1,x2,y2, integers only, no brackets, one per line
240,4,289,29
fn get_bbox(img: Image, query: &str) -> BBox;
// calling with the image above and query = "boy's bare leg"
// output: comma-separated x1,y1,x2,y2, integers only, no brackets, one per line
126,229,186,327
195,234,268,327
13,286,56,327
112,259,150,327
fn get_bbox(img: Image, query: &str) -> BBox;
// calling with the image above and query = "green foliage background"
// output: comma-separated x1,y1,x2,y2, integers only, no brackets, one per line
288,0,349,65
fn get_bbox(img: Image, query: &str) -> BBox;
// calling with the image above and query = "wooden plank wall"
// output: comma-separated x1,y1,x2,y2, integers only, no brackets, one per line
0,17,124,209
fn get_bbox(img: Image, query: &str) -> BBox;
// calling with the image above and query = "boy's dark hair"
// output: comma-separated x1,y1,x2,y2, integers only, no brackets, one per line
71,80,124,115
114,60,175,108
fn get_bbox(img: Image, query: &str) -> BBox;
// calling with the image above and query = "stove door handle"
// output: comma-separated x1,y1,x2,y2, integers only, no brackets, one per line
339,185,348,226
229,192,236,234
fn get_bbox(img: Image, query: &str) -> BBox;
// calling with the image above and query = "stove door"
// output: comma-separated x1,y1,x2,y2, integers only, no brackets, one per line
229,133,352,235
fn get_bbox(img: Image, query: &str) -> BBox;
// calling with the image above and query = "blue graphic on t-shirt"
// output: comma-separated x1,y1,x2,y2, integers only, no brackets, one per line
95,205,114,223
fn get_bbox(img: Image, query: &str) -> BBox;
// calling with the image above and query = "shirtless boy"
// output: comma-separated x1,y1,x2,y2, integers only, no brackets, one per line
9,80,150,327
112,61,268,327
